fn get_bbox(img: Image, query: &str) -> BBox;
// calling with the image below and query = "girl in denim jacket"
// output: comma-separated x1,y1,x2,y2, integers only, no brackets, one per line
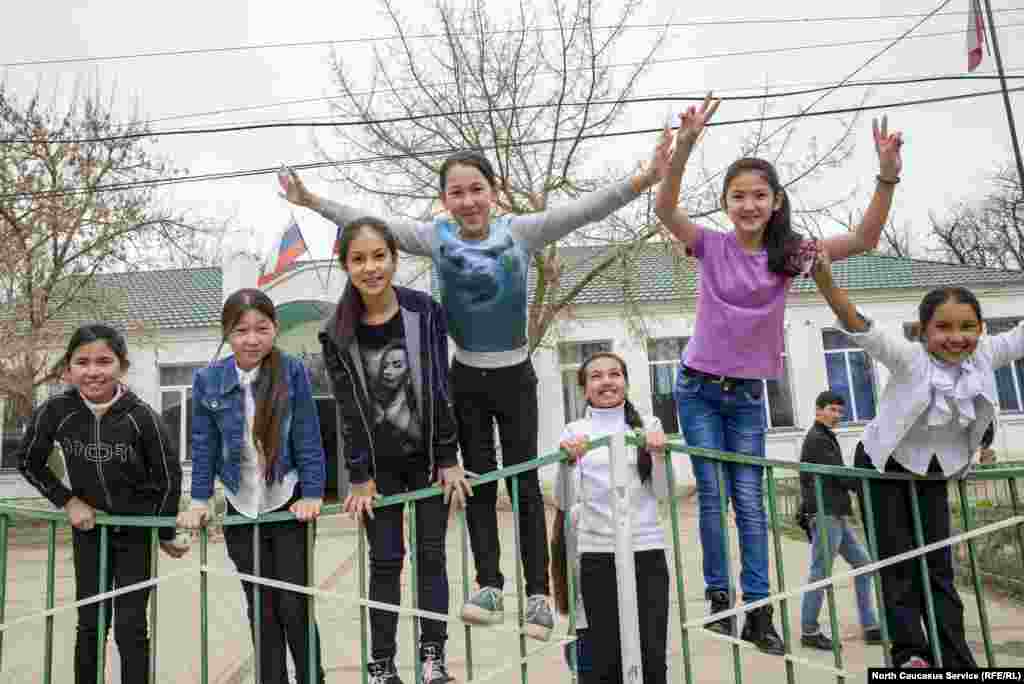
812,245,1024,669
178,288,326,684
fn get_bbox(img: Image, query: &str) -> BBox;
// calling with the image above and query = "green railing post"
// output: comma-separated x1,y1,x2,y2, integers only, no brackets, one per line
359,515,369,684
764,468,795,684
96,524,109,684
44,520,56,684
664,449,694,684
409,501,421,684
252,521,262,684
459,508,473,681
907,480,942,667
200,527,209,684
149,527,159,684
562,471,579,684
715,462,742,684
859,479,893,668
956,480,995,666
307,520,317,684
813,475,845,683
1007,478,1024,574
0,513,7,673
510,476,528,684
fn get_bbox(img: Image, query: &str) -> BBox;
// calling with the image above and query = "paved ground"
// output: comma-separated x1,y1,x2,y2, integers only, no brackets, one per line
1,492,1022,683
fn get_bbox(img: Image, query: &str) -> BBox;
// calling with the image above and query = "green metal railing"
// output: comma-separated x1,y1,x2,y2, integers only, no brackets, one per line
0,438,1021,683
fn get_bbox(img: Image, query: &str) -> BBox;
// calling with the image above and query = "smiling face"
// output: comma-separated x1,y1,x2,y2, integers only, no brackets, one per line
228,309,277,371
723,170,783,245
440,163,497,239
67,340,125,404
582,355,628,409
344,226,398,300
923,298,984,364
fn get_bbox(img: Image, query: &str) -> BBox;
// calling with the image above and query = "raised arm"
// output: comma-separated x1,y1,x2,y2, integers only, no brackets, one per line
821,116,903,261
812,243,868,333
654,93,719,250
282,168,435,257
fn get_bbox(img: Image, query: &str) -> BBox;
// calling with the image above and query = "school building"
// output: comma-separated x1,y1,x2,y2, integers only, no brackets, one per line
3,240,1024,501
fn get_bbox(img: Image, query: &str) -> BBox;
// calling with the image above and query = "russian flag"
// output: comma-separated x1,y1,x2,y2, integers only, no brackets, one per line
967,0,985,72
258,218,308,286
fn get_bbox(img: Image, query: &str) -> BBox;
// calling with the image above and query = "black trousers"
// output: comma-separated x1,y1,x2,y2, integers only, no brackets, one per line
579,550,669,684
451,359,550,596
364,458,450,660
855,444,977,669
72,527,153,684
224,498,325,684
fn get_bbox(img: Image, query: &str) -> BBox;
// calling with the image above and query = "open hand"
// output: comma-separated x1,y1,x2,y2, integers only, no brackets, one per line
873,115,903,180
343,480,378,521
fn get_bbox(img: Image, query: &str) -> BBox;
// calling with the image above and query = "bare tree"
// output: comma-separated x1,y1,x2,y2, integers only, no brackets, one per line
319,0,861,349
928,161,1023,270
0,84,222,426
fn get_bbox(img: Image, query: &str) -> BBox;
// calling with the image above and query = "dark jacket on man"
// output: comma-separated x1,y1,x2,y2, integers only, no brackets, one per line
319,284,459,485
799,421,857,517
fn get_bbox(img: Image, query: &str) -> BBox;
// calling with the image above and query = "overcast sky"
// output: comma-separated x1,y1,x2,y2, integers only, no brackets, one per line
2,0,1021,264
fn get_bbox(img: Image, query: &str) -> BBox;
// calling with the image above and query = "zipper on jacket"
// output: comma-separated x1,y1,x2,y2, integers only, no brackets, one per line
95,414,114,510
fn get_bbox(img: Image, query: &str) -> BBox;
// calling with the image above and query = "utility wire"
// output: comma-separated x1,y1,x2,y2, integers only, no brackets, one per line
4,8,1021,69
6,84,1022,202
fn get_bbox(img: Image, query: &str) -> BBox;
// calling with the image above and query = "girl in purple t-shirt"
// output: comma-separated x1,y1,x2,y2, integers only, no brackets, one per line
653,94,904,654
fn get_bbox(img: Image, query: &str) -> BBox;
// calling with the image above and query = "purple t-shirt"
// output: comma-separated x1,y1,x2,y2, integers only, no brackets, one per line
683,228,792,379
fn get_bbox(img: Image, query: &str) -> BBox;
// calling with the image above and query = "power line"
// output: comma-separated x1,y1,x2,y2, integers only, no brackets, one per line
4,8,1021,69
6,83,1023,202
7,71,1024,145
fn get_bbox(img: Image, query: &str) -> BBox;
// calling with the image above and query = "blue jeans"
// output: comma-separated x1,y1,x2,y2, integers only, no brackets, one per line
800,515,878,635
675,367,769,601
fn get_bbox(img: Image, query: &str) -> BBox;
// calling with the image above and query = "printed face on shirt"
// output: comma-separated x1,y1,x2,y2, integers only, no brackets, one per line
379,347,409,391
67,340,125,404
228,309,277,371
440,164,497,239
345,227,397,299
815,403,844,429
923,299,984,364
583,356,628,409
723,171,783,246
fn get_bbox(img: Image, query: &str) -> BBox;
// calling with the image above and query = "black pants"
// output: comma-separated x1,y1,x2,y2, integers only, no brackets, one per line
855,444,977,669
224,498,325,684
72,527,153,684
364,458,450,660
579,550,669,684
451,359,550,596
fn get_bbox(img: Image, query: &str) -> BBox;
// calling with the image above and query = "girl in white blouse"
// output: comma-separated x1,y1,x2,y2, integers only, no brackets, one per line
812,244,1024,669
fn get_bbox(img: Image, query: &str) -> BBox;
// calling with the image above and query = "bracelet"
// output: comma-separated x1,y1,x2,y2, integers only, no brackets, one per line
876,174,900,185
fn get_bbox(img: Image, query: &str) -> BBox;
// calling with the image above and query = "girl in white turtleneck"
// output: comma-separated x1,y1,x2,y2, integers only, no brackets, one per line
551,351,670,684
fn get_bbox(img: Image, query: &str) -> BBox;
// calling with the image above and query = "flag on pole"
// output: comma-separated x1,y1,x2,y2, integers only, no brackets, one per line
967,0,986,72
258,217,309,286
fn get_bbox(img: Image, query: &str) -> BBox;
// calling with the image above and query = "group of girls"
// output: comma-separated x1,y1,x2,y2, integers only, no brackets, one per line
13,90,1008,684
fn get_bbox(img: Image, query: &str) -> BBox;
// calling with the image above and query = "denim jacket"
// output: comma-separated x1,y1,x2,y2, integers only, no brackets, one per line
189,352,326,501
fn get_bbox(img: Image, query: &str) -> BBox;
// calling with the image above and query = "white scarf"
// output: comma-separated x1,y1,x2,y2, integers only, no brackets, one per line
926,355,985,428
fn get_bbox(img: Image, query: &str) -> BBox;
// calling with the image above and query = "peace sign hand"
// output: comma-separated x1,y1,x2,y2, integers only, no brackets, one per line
674,92,720,143
873,115,904,180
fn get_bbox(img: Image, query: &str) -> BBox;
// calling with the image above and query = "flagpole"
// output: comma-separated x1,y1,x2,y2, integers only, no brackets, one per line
983,0,1024,187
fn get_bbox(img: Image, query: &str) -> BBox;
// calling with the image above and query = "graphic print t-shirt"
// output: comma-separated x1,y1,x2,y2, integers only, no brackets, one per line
356,312,423,459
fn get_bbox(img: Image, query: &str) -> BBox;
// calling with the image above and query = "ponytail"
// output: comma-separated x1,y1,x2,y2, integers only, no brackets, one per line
550,510,570,615
252,347,289,482
624,398,653,484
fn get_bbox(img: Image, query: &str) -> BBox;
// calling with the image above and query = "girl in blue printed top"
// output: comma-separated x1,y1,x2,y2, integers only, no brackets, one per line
16,323,184,684
177,288,327,684
284,144,665,639
319,217,469,684
811,244,1024,669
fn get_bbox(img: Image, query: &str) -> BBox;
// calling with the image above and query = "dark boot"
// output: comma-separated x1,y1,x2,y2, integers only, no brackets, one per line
705,590,735,636
741,605,786,655
419,642,455,684
368,657,405,684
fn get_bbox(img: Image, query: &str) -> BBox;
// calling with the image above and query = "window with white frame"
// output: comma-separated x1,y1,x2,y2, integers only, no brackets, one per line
648,337,687,434
558,340,613,422
160,365,204,462
822,329,877,423
988,317,1024,412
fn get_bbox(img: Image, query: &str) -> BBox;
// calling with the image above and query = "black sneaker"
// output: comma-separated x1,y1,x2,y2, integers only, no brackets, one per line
740,605,786,656
800,632,834,651
705,590,735,636
419,642,455,684
863,627,883,645
368,657,404,684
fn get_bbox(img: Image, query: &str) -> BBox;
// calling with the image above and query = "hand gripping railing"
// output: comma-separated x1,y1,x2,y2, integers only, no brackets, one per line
0,439,1020,683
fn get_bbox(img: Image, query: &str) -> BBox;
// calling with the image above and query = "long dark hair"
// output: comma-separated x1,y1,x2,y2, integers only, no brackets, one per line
722,158,804,276
438,151,498,192
576,351,652,484
218,288,288,482
62,323,131,373
336,216,398,269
